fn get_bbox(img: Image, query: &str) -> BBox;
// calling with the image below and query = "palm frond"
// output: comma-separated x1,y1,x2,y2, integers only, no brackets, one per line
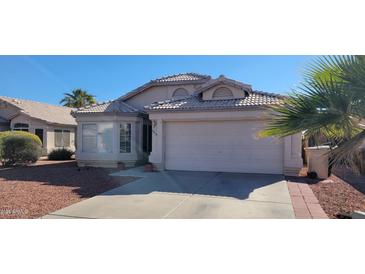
59,89,96,108
261,55,365,169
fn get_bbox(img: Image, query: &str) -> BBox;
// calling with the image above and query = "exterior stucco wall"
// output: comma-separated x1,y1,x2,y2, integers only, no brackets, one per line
124,84,199,109
75,114,147,168
148,110,303,175
202,84,246,100
10,114,76,155
283,133,303,175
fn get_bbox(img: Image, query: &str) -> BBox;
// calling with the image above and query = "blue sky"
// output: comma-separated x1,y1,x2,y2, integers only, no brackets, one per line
0,55,316,105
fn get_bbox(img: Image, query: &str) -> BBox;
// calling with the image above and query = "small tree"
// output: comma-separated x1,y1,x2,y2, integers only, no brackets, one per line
60,89,96,108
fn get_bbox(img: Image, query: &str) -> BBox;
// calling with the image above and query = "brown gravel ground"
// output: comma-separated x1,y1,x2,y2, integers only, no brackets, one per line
0,160,137,219
290,168,365,219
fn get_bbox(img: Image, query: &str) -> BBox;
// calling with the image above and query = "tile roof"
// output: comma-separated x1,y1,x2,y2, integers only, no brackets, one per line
145,91,284,112
0,117,9,124
151,73,211,83
0,96,76,126
119,73,211,101
74,100,140,114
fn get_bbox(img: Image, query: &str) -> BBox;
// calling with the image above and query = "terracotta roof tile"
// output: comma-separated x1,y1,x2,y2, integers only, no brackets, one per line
74,100,140,114
0,96,76,126
119,73,211,101
145,91,283,112
152,73,211,83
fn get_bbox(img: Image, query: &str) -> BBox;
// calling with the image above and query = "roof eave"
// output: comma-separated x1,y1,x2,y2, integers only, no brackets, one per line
145,105,276,113
74,111,147,118
17,111,77,127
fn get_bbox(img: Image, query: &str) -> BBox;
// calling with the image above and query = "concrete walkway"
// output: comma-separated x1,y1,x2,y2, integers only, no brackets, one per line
43,167,295,219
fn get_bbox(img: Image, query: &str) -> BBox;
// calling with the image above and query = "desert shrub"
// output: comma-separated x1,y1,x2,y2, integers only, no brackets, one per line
48,148,74,160
0,130,42,146
0,134,42,166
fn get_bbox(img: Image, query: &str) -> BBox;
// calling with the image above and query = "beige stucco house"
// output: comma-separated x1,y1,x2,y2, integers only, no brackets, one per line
74,73,303,175
0,96,77,155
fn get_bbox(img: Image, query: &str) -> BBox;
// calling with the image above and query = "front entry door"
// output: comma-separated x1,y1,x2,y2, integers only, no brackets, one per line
35,128,44,145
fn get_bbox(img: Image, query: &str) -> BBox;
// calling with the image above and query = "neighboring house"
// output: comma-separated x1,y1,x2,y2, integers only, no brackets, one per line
74,73,303,175
0,96,77,155
0,116,10,131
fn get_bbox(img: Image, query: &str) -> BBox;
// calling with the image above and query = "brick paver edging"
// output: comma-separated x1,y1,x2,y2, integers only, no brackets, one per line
287,181,328,219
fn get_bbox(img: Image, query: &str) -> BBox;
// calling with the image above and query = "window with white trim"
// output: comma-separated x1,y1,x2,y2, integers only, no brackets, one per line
98,123,113,153
13,123,29,132
82,124,97,152
120,123,131,153
55,129,71,147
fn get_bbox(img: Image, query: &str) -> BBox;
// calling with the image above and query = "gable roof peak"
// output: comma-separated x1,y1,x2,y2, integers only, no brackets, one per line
194,76,252,95
151,72,211,83
119,72,211,101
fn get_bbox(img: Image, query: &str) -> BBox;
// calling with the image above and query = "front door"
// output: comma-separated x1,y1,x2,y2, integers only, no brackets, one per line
35,128,44,145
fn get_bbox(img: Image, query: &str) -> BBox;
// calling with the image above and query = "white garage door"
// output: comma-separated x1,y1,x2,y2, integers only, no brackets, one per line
165,121,283,174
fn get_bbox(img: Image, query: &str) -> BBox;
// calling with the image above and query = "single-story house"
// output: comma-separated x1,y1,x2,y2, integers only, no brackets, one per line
74,73,302,175
0,96,77,155
0,116,10,131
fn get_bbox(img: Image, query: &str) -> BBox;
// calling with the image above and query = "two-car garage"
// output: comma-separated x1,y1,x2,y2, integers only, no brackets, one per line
164,120,284,174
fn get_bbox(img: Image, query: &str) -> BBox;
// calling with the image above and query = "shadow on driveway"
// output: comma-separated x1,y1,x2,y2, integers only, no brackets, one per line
107,169,285,200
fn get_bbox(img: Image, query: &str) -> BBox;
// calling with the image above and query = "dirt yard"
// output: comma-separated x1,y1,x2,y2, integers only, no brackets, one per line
292,167,365,218
0,160,137,218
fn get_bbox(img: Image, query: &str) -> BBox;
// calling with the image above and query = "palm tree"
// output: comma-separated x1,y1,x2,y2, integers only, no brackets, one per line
60,89,96,108
261,56,365,169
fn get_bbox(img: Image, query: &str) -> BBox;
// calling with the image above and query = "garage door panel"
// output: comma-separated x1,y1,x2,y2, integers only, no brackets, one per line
165,121,283,174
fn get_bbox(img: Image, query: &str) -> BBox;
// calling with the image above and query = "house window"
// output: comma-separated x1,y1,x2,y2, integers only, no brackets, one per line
13,123,29,132
172,88,189,98
55,129,71,147
212,87,234,99
98,123,113,153
82,124,97,152
120,123,131,153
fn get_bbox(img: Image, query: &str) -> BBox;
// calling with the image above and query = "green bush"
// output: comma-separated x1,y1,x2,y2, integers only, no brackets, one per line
48,148,74,160
0,131,42,146
0,134,42,166
0,131,42,162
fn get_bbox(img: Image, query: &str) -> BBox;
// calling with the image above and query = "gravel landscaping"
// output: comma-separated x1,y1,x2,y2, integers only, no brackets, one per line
290,168,365,219
0,160,137,219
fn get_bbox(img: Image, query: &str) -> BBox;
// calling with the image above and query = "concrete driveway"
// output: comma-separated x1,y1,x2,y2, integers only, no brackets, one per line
43,167,295,219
